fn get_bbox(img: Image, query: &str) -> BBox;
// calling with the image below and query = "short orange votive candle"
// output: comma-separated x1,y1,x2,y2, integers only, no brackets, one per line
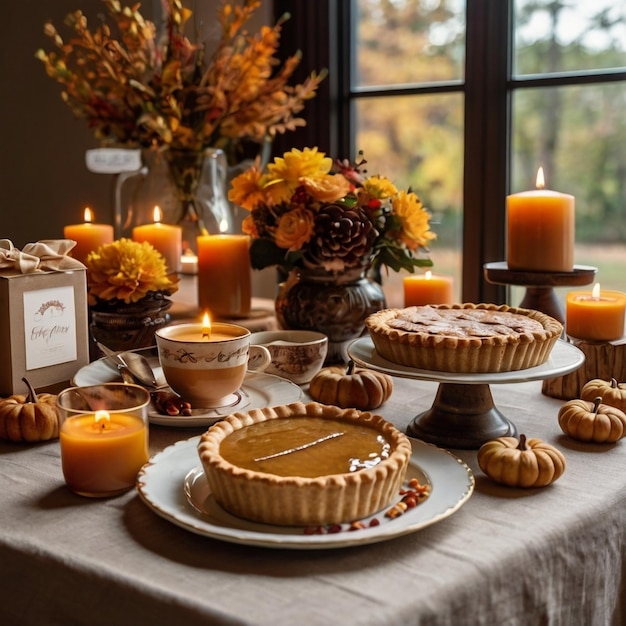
63,207,114,264
132,206,182,273
403,271,454,306
566,284,626,342
56,383,150,498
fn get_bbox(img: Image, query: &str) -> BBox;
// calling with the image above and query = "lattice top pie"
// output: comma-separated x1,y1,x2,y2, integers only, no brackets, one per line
197,402,412,526
365,303,562,373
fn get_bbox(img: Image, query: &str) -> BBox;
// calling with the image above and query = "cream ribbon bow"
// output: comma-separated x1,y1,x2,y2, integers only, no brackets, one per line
0,239,86,274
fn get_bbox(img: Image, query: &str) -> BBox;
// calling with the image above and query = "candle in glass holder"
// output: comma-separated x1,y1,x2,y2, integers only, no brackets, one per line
57,383,150,497
197,234,251,318
566,283,626,342
63,207,114,264
403,270,454,306
132,206,182,272
506,167,575,272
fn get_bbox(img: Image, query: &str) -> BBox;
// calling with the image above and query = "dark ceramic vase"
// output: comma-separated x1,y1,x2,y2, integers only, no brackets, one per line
275,266,386,364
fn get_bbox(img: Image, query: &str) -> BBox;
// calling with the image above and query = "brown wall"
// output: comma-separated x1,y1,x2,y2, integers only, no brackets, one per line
0,1,269,249
0,0,116,247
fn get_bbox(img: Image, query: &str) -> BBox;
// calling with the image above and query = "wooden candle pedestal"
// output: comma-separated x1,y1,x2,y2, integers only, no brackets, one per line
483,262,597,324
542,338,626,400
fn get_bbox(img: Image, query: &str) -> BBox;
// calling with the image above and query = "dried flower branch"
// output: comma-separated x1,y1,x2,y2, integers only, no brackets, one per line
36,0,325,157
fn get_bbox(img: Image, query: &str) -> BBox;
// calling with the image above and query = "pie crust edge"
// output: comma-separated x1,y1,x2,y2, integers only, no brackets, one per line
365,303,563,373
197,401,413,526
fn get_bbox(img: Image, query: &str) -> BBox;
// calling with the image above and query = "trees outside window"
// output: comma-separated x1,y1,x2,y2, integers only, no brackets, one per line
274,0,626,305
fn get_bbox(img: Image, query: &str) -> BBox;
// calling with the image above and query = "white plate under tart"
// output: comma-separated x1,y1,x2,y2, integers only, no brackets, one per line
136,436,474,550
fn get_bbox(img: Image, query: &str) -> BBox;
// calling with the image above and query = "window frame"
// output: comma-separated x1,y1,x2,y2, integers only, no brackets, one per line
273,0,626,302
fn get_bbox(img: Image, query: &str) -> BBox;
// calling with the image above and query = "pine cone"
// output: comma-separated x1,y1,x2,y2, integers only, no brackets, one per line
304,204,377,270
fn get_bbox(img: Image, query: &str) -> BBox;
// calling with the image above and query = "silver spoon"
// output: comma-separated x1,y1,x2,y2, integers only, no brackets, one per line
96,342,166,390
118,351,160,388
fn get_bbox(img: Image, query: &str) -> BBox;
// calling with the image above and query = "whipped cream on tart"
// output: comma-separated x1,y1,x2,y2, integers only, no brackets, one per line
365,303,562,373
197,402,412,526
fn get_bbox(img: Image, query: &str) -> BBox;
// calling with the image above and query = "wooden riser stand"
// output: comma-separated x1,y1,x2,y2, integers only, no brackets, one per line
542,338,626,400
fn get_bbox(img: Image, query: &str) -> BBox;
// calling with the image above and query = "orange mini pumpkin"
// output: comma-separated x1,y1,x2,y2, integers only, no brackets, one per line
477,434,566,488
581,378,626,413
0,378,60,442
308,360,393,410
558,396,626,443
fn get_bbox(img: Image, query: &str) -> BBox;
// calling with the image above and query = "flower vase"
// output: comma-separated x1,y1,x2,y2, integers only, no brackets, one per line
89,297,172,357
275,266,386,364
116,148,233,249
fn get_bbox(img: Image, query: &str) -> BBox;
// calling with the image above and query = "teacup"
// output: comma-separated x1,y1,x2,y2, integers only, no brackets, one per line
155,322,271,407
249,330,328,384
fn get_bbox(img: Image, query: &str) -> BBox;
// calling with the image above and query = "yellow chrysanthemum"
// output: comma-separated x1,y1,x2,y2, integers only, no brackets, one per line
274,207,315,251
392,190,437,251
86,238,179,304
362,175,398,199
266,147,333,203
228,167,267,211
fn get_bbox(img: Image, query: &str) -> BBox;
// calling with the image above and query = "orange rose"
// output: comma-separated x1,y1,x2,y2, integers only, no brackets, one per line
302,174,352,203
274,208,315,250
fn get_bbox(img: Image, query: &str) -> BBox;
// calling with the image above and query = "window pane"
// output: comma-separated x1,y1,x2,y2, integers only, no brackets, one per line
514,0,626,75
511,82,626,299
355,93,464,305
354,0,466,87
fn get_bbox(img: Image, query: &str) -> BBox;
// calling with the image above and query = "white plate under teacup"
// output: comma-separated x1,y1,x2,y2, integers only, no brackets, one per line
136,436,475,549
72,348,302,428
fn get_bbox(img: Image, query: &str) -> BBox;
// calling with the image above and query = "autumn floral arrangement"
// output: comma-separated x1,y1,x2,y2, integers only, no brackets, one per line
229,147,436,275
85,239,179,310
36,0,323,161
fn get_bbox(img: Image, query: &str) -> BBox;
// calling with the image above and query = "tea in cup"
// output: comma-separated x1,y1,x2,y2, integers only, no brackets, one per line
155,322,271,407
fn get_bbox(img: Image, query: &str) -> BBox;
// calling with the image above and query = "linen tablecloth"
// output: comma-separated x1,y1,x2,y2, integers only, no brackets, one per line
1,376,625,626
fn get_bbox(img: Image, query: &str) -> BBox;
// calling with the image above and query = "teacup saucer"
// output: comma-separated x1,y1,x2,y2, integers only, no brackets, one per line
178,389,251,416
72,348,303,428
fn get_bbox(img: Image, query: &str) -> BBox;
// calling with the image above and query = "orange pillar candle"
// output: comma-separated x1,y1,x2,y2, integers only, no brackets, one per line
403,271,454,306
506,167,575,272
63,207,114,264
132,206,182,273
566,284,626,342
60,411,148,497
197,234,251,318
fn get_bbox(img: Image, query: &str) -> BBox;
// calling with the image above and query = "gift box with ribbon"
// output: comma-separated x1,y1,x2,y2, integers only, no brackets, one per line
0,239,89,395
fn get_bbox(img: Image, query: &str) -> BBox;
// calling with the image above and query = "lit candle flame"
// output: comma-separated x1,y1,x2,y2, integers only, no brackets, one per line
94,410,110,430
202,312,211,339
219,218,229,233
83,207,94,223
153,206,162,223
535,167,546,190
424,270,432,280
592,283,601,299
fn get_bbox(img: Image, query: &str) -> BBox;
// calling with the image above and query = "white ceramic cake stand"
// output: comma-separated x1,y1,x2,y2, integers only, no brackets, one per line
348,338,585,450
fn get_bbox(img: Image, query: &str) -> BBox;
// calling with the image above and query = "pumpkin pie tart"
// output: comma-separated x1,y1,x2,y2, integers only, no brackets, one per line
365,303,562,373
197,401,412,526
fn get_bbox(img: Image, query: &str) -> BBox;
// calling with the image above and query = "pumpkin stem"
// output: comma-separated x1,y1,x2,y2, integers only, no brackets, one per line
517,433,528,451
346,360,356,375
611,378,618,388
22,377,39,404
593,396,603,413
